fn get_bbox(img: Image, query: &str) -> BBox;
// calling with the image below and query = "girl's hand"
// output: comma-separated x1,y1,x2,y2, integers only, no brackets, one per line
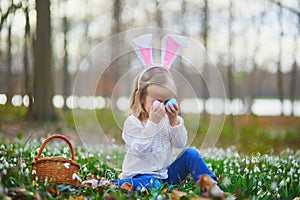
166,103,180,126
149,102,166,124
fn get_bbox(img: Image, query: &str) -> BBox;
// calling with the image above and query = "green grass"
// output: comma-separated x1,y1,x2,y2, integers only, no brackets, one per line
0,137,299,199
1,106,300,199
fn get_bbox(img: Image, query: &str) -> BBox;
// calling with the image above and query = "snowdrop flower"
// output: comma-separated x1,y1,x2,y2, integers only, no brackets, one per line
4,160,9,168
83,167,88,172
63,147,69,154
286,177,290,183
2,169,7,175
72,173,82,182
254,166,260,173
63,163,70,169
258,181,262,186
25,168,29,175
257,190,262,195
20,162,26,168
222,177,231,186
279,180,285,187
32,169,37,175
53,148,61,155
0,163,3,170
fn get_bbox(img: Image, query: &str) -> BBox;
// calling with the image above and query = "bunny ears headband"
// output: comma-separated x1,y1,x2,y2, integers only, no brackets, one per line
131,34,188,89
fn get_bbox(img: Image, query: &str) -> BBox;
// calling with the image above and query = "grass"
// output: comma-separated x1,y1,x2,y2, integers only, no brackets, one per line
0,105,300,199
0,137,299,199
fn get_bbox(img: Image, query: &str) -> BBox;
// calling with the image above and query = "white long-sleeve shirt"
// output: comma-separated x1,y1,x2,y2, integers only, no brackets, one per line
119,115,188,179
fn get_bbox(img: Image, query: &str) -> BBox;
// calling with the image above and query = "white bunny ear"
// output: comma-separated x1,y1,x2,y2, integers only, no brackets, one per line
131,34,154,68
161,34,188,70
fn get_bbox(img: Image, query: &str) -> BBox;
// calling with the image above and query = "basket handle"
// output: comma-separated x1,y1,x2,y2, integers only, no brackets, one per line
34,134,76,162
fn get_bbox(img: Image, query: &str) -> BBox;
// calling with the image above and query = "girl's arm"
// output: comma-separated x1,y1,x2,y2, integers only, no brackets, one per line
122,116,158,153
169,116,188,148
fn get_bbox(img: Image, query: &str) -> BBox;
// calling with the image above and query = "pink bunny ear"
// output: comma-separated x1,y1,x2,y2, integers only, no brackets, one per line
161,34,188,69
131,34,154,68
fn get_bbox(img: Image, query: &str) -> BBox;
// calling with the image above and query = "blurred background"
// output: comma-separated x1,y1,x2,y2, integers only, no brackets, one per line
0,0,299,153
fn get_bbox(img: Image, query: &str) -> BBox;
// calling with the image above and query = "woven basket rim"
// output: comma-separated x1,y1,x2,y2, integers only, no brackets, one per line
32,157,80,168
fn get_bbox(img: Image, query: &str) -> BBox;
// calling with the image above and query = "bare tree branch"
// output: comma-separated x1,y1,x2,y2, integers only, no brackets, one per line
0,2,22,31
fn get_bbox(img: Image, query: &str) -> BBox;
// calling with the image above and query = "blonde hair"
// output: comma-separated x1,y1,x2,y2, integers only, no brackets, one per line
128,67,177,121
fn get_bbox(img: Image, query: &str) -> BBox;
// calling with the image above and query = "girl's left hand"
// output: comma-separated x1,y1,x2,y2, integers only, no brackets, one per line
165,103,180,126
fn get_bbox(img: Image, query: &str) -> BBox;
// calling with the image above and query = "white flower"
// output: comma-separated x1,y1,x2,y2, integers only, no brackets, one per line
279,180,285,187
63,163,70,169
156,194,164,200
25,168,29,175
72,173,82,182
222,177,231,186
2,169,7,175
258,181,261,186
63,147,69,154
254,166,260,173
83,167,88,172
286,177,290,183
21,162,26,168
32,169,37,175
4,160,9,168
0,163,3,169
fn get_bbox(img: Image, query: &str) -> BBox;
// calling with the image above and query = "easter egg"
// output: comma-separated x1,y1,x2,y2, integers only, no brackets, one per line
152,100,161,108
165,98,177,108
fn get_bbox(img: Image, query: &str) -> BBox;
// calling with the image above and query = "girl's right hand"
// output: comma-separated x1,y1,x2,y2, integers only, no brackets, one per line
149,102,165,124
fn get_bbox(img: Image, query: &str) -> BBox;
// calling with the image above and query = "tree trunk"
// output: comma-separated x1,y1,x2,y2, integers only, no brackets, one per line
29,0,56,120
103,0,122,100
227,0,234,103
63,16,70,111
5,23,13,105
289,2,300,116
23,6,33,108
277,6,284,116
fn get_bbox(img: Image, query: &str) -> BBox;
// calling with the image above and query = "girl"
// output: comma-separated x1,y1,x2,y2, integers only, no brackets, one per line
110,34,219,191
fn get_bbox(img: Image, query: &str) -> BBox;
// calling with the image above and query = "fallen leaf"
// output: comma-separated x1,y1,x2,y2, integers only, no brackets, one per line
171,189,187,200
120,182,133,191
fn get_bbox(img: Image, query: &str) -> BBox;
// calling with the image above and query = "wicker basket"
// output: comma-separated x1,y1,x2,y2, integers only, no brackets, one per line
31,134,80,186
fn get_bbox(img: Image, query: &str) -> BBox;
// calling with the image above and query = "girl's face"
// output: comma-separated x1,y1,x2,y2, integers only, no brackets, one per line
143,84,174,114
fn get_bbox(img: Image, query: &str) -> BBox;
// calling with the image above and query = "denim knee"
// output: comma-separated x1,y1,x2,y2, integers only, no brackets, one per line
182,147,201,158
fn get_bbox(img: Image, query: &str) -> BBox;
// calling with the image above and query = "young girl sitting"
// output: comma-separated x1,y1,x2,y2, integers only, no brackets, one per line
110,34,219,191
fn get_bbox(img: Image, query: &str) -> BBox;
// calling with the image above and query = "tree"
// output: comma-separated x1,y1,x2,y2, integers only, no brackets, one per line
63,16,70,111
23,5,33,108
29,0,57,120
289,2,300,116
277,5,284,116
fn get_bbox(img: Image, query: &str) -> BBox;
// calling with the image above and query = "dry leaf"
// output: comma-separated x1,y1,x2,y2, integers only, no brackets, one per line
197,174,214,190
120,182,133,191
171,189,187,200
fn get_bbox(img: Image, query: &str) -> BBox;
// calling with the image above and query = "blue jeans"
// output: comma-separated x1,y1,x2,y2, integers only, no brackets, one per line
111,148,217,190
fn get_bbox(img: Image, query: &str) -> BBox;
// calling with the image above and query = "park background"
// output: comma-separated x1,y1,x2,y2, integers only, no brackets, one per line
0,0,299,152
0,0,300,199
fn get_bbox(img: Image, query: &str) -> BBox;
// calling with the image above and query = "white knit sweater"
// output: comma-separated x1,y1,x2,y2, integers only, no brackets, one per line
119,115,188,179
